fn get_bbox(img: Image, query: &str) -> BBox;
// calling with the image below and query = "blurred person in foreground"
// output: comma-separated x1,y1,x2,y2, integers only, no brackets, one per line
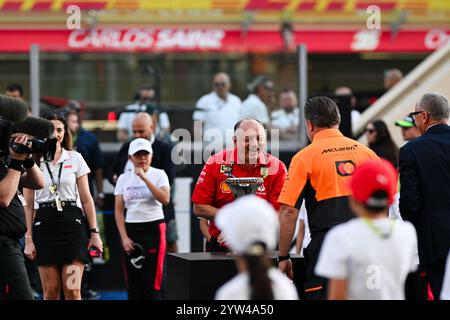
315,159,418,299
214,195,298,300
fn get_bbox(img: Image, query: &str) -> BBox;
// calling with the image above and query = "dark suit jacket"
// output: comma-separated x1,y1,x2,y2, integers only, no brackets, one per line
399,124,450,264
109,138,176,221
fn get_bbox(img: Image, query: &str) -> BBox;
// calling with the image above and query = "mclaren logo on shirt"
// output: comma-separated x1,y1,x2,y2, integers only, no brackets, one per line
335,160,355,176
322,145,358,154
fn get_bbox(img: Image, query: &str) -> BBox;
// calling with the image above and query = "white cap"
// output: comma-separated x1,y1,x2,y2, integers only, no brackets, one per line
215,195,279,253
128,138,153,156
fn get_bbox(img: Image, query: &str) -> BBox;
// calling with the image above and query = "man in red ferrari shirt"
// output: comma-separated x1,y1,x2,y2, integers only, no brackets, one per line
192,119,287,252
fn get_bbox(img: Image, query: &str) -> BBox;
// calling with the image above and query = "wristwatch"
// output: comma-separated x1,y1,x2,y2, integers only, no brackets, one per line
276,252,290,262
90,228,100,234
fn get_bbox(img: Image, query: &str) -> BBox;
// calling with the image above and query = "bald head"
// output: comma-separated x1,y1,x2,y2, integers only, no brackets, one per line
132,112,154,139
233,119,266,165
213,72,231,99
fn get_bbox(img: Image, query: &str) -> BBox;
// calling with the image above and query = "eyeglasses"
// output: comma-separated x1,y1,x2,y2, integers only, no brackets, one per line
213,82,226,88
365,128,375,134
409,110,426,120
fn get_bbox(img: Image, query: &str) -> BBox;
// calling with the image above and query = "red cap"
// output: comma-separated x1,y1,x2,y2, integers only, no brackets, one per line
349,159,398,209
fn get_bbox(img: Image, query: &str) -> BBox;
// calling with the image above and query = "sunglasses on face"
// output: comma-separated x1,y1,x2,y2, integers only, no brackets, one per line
365,128,375,134
409,110,426,120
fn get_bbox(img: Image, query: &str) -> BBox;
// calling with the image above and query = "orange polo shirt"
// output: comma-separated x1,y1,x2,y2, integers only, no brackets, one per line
278,129,379,234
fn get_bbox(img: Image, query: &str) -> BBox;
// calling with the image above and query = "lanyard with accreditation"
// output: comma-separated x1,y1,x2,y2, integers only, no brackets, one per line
45,161,64,212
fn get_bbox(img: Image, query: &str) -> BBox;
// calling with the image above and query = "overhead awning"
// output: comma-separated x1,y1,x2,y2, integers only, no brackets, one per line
0,28,448,53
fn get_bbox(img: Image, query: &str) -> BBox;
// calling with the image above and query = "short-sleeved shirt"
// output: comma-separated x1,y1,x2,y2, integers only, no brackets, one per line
240,94,270,124
315,218,418,300
215,268,299,300
271,108,299,129
192,148,287,239
34,149,91,209
193,92,242,141
278,129,379,234
114,167,170,223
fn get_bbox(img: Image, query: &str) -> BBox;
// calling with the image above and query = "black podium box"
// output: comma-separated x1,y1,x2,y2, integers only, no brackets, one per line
166,252,306,300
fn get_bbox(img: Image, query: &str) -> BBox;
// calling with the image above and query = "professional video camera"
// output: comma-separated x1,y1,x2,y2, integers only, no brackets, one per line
0,94,57,161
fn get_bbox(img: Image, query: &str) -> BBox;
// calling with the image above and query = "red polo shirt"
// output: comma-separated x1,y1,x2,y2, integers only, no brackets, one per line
192,148,287,240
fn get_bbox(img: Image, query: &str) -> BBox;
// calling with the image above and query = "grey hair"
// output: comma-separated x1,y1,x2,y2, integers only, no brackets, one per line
417,93,449,120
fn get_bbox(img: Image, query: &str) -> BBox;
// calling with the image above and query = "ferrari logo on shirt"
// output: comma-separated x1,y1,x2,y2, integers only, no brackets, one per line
220,181,231,194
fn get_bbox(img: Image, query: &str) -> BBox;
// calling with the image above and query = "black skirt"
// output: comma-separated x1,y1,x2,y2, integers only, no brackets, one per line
33,206,89,266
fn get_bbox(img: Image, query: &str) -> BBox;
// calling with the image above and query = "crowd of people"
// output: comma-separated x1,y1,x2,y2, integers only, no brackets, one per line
1,75,450,301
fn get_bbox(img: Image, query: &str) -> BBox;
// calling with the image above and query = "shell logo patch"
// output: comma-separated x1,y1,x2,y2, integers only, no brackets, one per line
220,181,231,193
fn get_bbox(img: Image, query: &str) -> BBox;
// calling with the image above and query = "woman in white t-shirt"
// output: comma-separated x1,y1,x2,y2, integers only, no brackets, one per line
214,195,298,300
114,138,170,300
315,159,418,300
23,112,103,300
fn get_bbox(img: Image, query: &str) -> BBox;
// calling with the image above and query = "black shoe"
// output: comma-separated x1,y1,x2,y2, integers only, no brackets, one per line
81,289,101,300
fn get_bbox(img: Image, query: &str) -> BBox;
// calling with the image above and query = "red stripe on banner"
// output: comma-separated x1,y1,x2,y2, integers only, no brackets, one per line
5,283,9,294
2,1,22,10
62,1,106,11
154,222,166,291
32,2,52,11
327,1,345,11
297,1,316,11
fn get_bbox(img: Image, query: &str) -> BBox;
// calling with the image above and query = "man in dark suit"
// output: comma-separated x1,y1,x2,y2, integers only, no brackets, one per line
399,92,450,299
109,112,178,253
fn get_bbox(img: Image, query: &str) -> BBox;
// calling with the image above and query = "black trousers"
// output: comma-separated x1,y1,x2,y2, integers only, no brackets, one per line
123,220,166,300
425,259,446,300
0,235,33,300
303,232,328,300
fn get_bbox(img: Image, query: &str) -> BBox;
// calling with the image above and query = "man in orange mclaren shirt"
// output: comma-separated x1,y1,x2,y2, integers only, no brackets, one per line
277,97,379,300
192,119,287,252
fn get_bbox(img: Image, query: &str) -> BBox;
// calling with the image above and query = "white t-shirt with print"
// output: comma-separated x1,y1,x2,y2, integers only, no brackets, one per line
114,167,170,223
315,217,418,300
34,149,90,209
215,267,299,300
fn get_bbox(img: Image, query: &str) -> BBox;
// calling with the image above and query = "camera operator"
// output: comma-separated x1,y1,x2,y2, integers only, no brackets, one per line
0,134,45,300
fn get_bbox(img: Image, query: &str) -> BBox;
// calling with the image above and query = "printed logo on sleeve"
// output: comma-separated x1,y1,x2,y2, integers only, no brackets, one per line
335,160,355,177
